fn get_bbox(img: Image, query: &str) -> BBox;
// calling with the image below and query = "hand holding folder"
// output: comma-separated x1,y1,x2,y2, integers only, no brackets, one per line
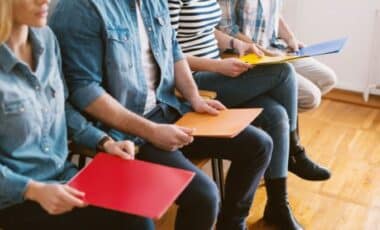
68,153,194,219
175,108,262,138
240,37,348,65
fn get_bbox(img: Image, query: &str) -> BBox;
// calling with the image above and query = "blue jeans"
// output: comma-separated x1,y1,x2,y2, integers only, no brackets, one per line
193,63,297,131
137,104,272,230
193,63,298,179
248,96,290,179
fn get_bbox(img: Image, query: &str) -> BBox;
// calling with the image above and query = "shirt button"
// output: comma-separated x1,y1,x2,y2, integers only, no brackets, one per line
148,27,152,32
19,107,25,112
44,147,49,152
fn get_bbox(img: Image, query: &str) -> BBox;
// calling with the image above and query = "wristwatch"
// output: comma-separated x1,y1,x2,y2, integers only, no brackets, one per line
229,38,235,49
96,136,112,152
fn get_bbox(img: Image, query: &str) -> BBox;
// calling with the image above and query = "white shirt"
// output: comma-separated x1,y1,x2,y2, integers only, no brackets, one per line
136,1,159,114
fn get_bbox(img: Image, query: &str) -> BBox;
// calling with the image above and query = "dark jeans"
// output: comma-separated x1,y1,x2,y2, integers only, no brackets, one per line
193,63,298,131
0,201,154,230
193,63,298,179
248,96,290,179
136,104,272,230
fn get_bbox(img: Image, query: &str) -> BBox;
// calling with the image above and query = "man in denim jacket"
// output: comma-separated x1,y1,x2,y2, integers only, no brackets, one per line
50,1,273,229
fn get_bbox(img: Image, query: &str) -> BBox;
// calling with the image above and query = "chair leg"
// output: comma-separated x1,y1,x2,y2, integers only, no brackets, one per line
217,159,225,199
211,158,224,203
78,155,87,169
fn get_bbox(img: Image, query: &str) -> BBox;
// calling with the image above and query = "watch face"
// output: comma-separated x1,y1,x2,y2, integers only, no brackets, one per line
97,136,111,152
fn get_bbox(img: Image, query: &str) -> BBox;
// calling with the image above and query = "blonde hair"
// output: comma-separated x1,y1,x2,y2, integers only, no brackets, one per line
0,0,12,43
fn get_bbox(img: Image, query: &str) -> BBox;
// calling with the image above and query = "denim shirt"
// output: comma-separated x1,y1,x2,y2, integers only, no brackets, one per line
50,0,190,141
0,27,106,209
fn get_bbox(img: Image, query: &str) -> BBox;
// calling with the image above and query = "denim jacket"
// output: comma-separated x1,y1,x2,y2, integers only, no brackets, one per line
0,27,106,209
50,0,190,141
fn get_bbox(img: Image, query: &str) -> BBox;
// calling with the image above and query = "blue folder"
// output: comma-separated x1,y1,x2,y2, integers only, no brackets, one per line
293,37,348,57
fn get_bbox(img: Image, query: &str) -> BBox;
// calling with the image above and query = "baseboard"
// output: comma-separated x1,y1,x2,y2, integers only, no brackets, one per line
323,88,380,109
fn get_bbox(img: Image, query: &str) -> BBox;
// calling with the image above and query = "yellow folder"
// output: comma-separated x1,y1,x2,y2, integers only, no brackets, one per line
239,53,300,65
175,108,262,138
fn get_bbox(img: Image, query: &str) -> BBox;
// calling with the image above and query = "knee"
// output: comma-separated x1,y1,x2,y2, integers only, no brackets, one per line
260,105,290,132
244,127,273,167
298,87,322,112
320,68,338,94
278,63,297,83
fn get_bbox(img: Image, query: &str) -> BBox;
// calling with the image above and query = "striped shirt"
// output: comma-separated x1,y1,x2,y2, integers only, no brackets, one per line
169,0,222,59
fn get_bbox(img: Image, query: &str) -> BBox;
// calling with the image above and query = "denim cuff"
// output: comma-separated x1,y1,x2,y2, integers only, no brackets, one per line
73,124,107,150
173,46,185,63
230,25,240,37
70,83,106,111
0,169,30,205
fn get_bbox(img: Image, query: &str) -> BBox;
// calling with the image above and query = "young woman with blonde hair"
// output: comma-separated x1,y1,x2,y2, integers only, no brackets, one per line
0,0,152,229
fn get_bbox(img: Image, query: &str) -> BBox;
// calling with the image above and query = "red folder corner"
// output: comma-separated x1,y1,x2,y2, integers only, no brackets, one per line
68,153,195,219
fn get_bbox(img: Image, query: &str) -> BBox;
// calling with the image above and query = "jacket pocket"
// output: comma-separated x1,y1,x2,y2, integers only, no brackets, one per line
0,98,33,148
155,13,172,50
1,98,30,115
106,28,132,72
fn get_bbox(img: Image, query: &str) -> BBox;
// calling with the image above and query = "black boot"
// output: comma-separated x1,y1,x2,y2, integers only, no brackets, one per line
288,123,331,181
263,178,303,230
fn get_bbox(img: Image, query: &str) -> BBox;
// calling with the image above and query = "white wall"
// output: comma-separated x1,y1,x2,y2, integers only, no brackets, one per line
282,0,380,93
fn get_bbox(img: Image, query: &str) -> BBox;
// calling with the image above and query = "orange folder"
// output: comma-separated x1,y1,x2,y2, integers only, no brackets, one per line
175,108,262,138
68,153,195,219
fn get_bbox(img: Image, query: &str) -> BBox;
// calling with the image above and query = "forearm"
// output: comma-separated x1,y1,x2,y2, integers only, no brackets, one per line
214,29,234,52
174,59,202,104
278,16,295,41
186,55,220,73
235,32,254,43
83,93,157,140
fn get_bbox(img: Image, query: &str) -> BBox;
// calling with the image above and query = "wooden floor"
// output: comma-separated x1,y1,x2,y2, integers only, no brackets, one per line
157,99,380,230
248,99,380,230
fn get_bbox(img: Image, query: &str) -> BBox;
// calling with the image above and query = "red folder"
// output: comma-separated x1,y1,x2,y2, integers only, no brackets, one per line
68,153,195,219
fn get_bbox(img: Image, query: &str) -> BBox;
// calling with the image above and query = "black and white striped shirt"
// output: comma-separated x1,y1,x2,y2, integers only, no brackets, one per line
169,0,222,59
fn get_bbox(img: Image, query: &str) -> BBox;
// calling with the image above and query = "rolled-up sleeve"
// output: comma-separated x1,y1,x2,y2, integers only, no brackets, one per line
172,29,184,63
49,1,106,111
65,103,106,149
52,30,106,149
0,165,30,206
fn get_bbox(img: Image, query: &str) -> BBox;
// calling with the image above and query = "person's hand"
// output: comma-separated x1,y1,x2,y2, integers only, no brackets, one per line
286,36,305,52
148,124,194,151
217,58,252,77
103,139,135,160
191,97,226,116
25,181,87,215
233,39,264,57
